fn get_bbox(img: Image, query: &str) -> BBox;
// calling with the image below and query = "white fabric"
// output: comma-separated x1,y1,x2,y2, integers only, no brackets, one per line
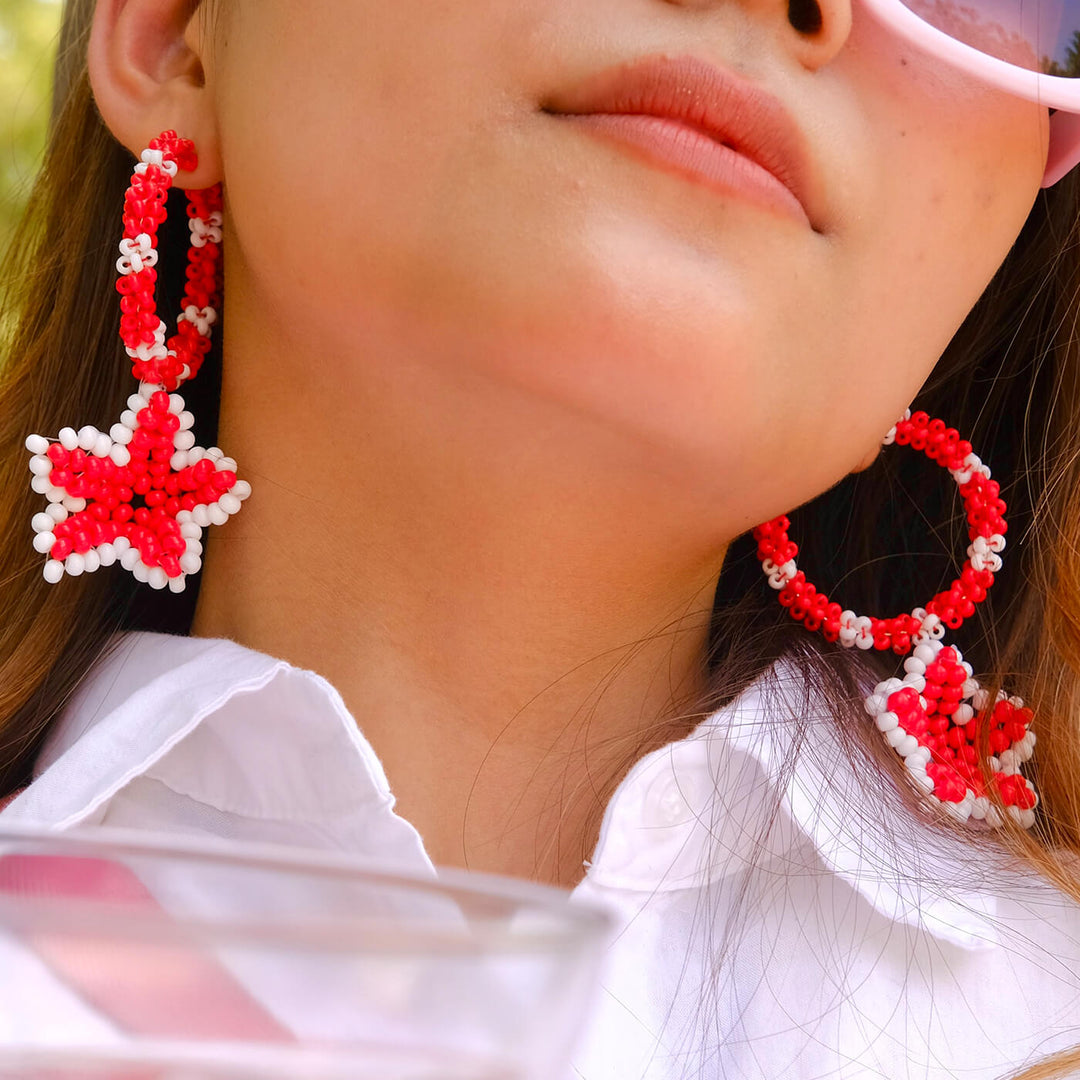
3,630,1080,1078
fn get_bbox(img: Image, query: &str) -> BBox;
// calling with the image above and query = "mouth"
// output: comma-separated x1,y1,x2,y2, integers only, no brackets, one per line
542,54,820,231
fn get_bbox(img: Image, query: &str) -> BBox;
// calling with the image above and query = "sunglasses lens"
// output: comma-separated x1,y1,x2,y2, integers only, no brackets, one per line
900,0,1079,74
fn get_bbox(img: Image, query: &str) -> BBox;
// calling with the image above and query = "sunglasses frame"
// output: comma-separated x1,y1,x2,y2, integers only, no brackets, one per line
860,0,1080,184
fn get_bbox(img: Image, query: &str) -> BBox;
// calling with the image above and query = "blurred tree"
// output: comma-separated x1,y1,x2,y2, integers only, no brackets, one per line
0,0,62,261
1043,29,1080,75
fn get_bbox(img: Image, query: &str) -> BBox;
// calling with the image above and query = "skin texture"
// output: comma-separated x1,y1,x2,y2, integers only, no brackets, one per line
88,0,1047,885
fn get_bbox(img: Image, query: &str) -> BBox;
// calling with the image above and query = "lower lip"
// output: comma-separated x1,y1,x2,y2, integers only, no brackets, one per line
556,112,809,227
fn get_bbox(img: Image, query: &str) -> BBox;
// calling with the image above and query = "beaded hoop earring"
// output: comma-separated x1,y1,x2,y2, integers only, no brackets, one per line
754,410,1038,827
24,131,249,594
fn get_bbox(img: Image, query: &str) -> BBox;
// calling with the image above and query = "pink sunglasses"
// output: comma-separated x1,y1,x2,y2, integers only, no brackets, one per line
860,0,1080,184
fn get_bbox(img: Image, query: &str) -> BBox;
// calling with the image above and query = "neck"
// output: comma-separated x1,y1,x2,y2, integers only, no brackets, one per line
191,288,732,887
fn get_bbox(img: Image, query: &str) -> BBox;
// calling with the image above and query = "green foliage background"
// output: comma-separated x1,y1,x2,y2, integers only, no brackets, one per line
0,0,62,261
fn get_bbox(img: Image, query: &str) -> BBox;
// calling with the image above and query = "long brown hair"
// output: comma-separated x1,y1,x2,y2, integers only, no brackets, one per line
3,2,1080,1076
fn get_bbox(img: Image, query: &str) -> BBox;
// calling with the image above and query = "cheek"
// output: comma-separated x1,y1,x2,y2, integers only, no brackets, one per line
798,22,1046,466
214,1,527,324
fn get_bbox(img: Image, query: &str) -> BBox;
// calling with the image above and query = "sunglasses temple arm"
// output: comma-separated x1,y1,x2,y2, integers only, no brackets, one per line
1043,111,1080,187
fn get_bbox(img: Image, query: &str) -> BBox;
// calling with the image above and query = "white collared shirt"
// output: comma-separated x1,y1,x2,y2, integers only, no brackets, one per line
3,630,1080,1078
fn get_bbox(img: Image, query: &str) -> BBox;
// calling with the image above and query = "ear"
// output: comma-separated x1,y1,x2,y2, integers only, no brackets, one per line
88,0,222,188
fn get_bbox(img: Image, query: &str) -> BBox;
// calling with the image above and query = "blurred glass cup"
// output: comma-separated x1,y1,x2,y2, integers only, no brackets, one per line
0,824,612,1080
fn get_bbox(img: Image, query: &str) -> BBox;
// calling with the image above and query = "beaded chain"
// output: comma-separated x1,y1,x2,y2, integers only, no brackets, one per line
754,410,1037,827
25,131,250,593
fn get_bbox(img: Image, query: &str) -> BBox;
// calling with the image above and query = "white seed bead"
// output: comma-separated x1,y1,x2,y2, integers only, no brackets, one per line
170,452,189,471
113,535,131,556
895,734,919,757
46,504,67,523
192,505,211,528
76,426,98,451
179,521,201,539
31,513,55,534
911,771,934,793
178,411,195,431
58,427,79,451
28,455,51,477
24,434,49,455
886,726,907,748
233,481,252,501
43,560,64,584
943,797,973,823
120,547,140,571
218,493,242,516
120,410,139,428
207,504,229,527
179,553,202,575
875,710,899,733
110,445,131,468
903,657,926,675
148,567,168,591
92,433,112,459
98,544,117,568
913,643,938,665
952,703,974,725
82,549,101,574
168,576,187,594
217,457,237,473
110,424,133,445
132,561,150,584
65,553,85,577
168,394,185,414
864,693,885,716
32,532,55,554
62,496,86,513
907,745,932,766
175,431,196,451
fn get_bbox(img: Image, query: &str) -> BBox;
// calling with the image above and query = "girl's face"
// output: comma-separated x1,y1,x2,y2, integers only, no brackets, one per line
199,0,1046,531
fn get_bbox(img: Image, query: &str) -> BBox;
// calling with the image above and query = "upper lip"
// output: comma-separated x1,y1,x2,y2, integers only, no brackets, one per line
543,53,821,230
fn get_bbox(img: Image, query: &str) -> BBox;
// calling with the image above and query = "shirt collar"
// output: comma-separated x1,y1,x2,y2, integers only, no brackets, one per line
585,657,1005,950
30,633,397,826
23,631,1003,949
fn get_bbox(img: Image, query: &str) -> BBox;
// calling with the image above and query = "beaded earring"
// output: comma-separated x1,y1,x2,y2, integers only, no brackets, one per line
24,131,249,594
754,410,1038,828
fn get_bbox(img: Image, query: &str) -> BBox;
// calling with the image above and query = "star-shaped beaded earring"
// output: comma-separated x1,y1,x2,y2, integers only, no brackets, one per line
24,130,249,594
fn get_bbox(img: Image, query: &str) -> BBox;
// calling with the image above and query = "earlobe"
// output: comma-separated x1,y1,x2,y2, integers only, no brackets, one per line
88,0,222,188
